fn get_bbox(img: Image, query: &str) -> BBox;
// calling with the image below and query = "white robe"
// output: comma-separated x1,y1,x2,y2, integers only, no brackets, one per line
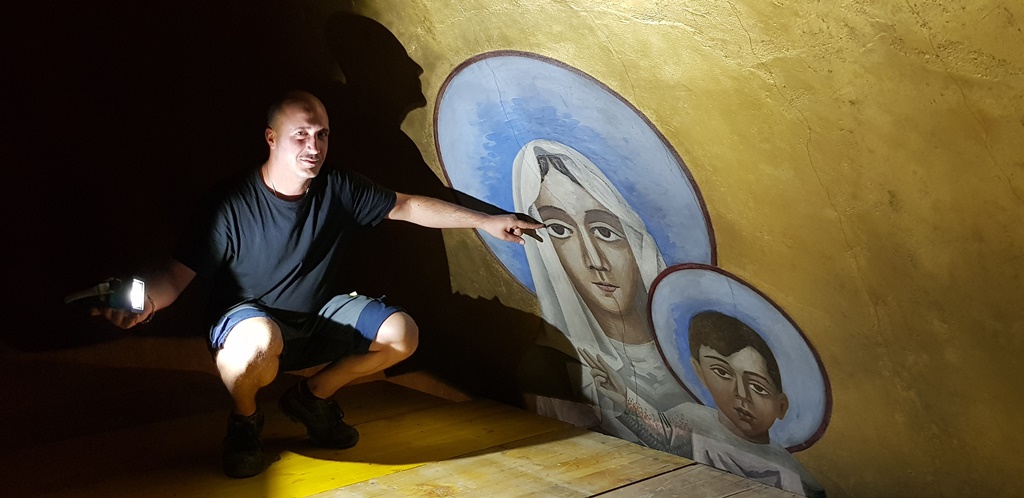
619,398,825,497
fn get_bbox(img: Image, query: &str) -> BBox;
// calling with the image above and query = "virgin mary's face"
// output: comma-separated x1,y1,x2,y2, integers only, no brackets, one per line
534,168,644,319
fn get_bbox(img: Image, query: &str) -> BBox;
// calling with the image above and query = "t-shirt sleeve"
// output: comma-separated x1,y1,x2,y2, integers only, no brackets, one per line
341,170,397,227
173,189,231,276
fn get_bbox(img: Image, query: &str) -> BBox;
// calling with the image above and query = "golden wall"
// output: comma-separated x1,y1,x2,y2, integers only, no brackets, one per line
353,1,1024,496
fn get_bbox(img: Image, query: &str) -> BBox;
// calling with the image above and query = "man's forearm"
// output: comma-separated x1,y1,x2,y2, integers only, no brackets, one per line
143,259,197,311
387,193,487,229
388,192,541,245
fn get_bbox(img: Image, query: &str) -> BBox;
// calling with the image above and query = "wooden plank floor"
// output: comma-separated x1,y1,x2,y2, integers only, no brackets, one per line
0,362,801,497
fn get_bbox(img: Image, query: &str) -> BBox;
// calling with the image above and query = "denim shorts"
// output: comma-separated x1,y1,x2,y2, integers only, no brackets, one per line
208,294,404,372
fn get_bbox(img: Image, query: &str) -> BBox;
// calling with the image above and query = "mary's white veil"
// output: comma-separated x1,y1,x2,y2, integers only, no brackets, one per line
512,139,666,371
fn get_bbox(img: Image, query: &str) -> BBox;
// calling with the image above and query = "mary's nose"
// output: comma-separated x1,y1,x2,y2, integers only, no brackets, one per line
581,232,608,272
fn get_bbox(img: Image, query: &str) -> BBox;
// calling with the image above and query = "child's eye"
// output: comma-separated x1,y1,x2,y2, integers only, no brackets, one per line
709,365,732,380
589,222,624,242
544,220,574,239
748,382,771,396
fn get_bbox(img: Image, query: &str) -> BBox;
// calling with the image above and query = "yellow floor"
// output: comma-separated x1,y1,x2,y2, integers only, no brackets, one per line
1,360,799,497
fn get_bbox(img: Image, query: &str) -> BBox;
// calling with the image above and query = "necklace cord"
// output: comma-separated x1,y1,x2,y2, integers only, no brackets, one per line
265,166,309,199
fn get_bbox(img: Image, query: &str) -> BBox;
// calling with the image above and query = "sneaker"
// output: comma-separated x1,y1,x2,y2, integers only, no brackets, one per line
279,382,359,449
223,409,265,478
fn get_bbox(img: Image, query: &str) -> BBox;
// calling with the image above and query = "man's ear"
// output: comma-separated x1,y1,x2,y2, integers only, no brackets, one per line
265,127,276,149
777,392,790,420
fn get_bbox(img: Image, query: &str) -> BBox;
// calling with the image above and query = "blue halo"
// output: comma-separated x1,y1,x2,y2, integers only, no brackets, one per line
649,264,831,451
435,51,715,292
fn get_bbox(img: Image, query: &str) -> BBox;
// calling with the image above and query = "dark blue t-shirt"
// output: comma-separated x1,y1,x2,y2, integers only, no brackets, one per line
176,166,397,317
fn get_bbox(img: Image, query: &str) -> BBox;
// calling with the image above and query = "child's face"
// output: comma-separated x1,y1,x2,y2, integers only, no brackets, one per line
692,345,789,444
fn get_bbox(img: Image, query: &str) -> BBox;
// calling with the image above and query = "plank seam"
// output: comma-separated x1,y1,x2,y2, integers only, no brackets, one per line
587,461,696,497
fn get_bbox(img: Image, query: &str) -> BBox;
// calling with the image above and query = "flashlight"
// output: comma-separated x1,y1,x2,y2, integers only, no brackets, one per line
64,277,146,313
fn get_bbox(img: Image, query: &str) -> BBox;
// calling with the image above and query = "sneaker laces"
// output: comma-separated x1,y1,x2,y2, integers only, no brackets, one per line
309,398,345,427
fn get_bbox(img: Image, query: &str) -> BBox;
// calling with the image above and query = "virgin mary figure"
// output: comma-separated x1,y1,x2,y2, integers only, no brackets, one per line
512,139,692,440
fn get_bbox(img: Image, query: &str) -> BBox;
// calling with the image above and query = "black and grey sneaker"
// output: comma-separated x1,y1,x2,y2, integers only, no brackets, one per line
223,409,265,478
279,382,359,449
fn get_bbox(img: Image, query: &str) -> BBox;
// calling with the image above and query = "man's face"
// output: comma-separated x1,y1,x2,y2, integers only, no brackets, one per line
692,344,789,444
267,102,330,179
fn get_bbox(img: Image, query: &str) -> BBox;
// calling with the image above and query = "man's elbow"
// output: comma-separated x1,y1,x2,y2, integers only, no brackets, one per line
387,193,414,222
159,260,196,303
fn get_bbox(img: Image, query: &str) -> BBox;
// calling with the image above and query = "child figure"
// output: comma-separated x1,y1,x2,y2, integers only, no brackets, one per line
582,310,825,497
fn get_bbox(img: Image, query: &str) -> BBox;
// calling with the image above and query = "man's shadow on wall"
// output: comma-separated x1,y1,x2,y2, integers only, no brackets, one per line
317,13,553,407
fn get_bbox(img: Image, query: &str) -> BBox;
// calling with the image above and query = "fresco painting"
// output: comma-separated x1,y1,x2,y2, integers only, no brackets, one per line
435,51,831,496
435,51,715,292
509,138,693,438
644,264,831,496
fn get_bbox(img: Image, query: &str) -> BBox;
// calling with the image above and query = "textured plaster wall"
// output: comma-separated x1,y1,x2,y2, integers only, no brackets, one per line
354,1,1024,497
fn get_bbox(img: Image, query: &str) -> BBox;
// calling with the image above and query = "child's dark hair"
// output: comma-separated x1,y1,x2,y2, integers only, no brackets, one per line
688,310,783,391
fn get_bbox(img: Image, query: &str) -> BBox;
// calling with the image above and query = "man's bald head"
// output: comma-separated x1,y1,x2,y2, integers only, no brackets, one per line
266,91,328,130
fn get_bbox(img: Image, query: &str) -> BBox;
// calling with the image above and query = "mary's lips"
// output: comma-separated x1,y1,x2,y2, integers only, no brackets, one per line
593,282,619,293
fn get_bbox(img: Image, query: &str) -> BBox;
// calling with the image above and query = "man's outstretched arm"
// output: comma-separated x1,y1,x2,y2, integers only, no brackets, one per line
387,193,543,245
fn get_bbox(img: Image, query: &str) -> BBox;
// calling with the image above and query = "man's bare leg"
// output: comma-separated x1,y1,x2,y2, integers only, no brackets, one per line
215,316,282,478
306,311,419,398
216,317,283,416
277,311,418,449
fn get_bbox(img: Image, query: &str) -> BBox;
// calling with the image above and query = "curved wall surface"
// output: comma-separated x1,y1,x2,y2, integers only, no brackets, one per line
355,2,1024,497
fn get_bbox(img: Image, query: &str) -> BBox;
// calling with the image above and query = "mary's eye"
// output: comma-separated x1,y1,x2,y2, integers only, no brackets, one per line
590,222,624,242
545,220,574,239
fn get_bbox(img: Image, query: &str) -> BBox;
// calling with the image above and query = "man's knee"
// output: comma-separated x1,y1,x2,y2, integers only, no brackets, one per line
372,311,419,358
217,317,284,369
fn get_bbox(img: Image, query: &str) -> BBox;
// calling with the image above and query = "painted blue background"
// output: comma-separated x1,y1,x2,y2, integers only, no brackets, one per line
436,53,714,292
650,265,829,449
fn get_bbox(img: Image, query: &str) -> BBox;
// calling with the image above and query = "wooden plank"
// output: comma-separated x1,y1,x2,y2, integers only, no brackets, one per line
0,360,229,451
312,427,694,497
0,358,386,451
263,399,572,497
4,373,801,498
597,463,802,498
29,398,570,498
3,381,451,498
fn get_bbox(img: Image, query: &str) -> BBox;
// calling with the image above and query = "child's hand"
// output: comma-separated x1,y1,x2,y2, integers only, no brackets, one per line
579,347,627,415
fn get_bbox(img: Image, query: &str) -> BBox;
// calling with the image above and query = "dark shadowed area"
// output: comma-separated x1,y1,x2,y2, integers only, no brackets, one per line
4,1,542,406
